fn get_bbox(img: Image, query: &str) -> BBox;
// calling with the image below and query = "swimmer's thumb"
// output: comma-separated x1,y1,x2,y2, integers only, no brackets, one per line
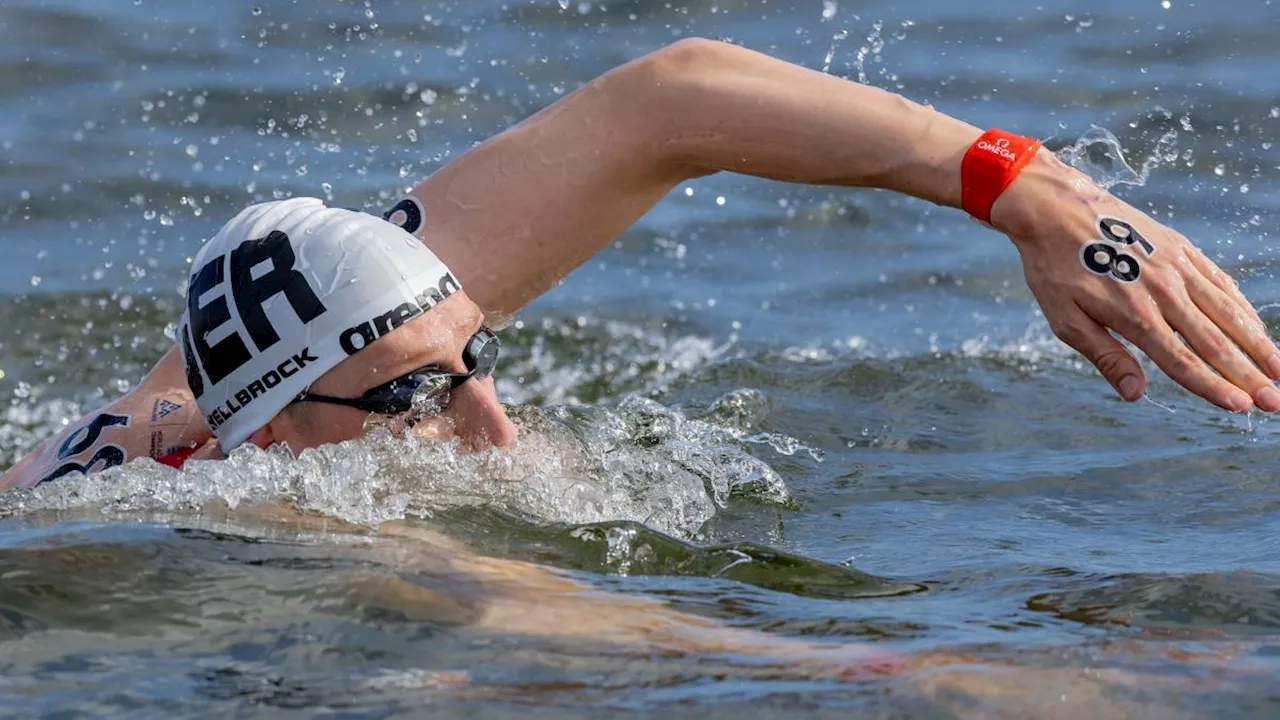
1050,309,1146,402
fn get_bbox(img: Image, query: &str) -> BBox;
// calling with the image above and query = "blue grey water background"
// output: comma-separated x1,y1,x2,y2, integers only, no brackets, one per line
2,0,1280,716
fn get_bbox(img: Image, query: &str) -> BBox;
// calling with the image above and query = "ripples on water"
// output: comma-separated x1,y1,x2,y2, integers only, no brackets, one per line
3,0,1280,716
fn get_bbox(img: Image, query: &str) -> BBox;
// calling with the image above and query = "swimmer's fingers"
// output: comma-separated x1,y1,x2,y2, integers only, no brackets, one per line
1080,289,1251,412
1185,241,1260,315
1182,244,1280,379
1162,281,1280,411
1045,302,1146,401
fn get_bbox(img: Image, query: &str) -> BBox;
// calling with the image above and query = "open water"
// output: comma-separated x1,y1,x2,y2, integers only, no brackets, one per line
2,0,1280,716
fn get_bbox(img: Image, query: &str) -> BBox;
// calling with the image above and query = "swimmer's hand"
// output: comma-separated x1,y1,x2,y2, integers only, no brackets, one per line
992,149,1280,412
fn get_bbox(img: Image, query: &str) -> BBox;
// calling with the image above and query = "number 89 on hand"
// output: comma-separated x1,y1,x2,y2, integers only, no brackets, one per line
1079,217,1155,284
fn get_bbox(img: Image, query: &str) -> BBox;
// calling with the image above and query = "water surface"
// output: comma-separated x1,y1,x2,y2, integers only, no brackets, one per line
2,0,1280,716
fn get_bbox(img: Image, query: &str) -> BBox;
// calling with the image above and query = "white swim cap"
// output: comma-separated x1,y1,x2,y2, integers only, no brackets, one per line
177,197,460,451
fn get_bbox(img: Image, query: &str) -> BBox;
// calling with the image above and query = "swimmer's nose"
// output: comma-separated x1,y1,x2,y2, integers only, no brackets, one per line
437,374,516,450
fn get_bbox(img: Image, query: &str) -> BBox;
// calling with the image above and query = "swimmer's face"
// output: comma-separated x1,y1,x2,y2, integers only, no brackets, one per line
256,291,516,454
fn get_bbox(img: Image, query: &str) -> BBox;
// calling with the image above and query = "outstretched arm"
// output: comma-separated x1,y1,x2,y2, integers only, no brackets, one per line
406,38,1280,413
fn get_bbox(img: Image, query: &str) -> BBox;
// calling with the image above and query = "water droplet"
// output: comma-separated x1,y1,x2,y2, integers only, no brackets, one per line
557,0,569,8
821,0,838,20
1161,0,1172,8
1213,164,1225,176
822,28,849,73
29,275,41,287
251,6,262,15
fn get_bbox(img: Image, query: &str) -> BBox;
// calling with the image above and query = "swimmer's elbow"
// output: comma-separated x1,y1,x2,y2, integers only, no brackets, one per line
612,38,742,174
641,38,736,75
623,38,740,98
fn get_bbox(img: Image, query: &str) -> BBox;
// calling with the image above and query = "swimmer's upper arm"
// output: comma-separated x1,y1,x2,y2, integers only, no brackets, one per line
386,46,689,320
0,347,213,490
385,39,976,322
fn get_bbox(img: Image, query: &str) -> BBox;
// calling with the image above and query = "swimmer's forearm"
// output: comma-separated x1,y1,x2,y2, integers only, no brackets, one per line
0,348,212,490
637,39,983,210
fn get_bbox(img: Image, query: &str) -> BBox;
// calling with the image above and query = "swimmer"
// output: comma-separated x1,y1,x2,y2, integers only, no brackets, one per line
0,40,1269,690
3,38,1278,484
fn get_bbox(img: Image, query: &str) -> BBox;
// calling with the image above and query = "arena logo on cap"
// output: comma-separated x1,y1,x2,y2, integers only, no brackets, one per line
338,271,460,355
183,230,328,398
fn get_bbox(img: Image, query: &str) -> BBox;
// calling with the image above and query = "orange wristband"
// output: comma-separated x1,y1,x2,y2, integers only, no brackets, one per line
960,129,1042,225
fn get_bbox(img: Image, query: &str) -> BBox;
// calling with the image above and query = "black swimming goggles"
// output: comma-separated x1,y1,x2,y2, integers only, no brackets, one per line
291,327,500,420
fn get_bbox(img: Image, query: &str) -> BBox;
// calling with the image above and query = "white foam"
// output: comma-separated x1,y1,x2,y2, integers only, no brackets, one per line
0,396,801,539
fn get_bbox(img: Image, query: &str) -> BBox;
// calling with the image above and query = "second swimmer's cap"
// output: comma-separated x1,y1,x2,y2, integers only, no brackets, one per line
177,197,458,451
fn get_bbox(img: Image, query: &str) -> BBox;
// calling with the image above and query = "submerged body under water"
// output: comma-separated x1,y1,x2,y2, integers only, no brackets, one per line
3,0,1280,716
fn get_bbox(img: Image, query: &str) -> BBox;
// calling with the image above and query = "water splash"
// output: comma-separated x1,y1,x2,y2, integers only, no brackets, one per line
496,315,727,406
821,29,850,74
0,396,800,539
1055,126,1179,191
854,21,884,85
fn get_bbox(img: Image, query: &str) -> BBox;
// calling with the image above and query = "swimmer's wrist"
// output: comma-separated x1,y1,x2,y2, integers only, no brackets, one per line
987,147,1086,240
